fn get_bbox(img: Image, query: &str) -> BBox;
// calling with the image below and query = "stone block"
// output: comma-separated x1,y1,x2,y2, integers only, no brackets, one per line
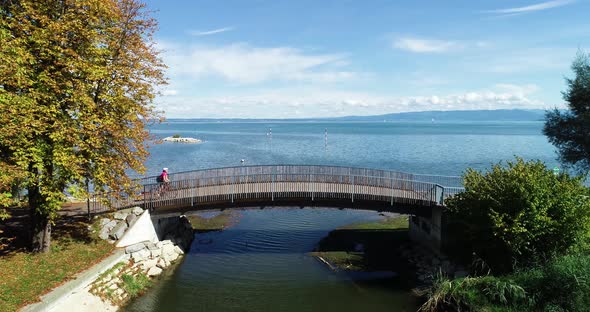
131,249,150,262
103,220,117,230
156,258,168,269
163,250,179,262
145,242,158,250
150,248,162,258
100,218,111,226
99,228,110,240
173,245,184,255
109,221,128,240
125,242,146,254
113,211,127,220
125,213,137,227
147,266,163,277
132,206,144,216
162,244,175,256
141,259,158,271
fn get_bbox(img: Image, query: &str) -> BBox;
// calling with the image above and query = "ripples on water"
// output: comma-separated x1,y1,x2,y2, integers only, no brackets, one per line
123,208,420,312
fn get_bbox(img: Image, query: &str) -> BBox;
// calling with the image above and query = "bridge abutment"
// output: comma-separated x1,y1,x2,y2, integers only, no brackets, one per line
409,205,445,255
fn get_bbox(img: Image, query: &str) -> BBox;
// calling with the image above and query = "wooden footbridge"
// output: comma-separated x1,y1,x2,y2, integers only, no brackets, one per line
93,165,464,216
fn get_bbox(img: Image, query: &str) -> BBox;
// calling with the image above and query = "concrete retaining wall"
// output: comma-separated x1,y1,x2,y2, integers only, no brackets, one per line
409,206,443,255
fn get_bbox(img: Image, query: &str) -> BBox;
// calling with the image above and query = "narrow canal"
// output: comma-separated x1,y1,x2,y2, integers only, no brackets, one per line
123,208,419,312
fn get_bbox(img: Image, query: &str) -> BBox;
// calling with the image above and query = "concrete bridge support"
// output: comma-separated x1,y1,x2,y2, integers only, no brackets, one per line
409,205,445,255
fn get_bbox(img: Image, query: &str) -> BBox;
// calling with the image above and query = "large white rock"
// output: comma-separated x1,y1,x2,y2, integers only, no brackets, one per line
103,220,117,231
113,211,127,220
147,266,163,276
163,250,179,262
173,245,184,255
99,228,110,240
150,248,162,258
131,249,150,262
156,258,168,269
162,244,175,257
125,242,147,254
141,259,159,271
125,213,137,227
132,207,144,216
109,221,128,240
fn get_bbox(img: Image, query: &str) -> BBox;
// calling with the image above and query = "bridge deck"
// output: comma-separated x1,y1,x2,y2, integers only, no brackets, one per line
91,165,463,214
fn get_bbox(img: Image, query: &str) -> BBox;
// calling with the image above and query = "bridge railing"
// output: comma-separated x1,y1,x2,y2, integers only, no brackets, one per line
135,165,464,188
90,165,465,214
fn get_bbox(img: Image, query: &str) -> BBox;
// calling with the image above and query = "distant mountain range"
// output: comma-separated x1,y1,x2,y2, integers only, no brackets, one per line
331,109,547,122
168,109,549,122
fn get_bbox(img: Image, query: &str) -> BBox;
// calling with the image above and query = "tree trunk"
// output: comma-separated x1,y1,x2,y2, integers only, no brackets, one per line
29,185,51,253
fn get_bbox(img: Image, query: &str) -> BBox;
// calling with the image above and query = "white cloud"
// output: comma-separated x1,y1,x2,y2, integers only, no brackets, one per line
393,37,458,53
159,42,356,84
494,83,540,95
485,0,575,15
156,84,546,118
188,27,234,36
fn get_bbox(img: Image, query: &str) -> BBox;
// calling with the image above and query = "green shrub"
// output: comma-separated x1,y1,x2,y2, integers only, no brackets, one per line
446,158,590,273
419,274,528,312
421,254,590,311
172,134,181,138
527,254,590,311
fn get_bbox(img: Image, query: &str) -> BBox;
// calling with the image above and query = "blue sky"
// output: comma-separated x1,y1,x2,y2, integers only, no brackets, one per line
144,0,590,118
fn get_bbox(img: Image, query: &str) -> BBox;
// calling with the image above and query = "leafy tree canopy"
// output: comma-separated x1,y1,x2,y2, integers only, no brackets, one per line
544,51,590,173
0,0,166,252
445,158,590,274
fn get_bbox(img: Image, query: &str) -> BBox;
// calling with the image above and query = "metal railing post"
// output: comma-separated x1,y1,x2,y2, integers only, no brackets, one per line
311,174,314,201
390,178,394,206
231,176,234,203
143,185,147,209
271,170,275,202
434,184,444,205
351,175,355,203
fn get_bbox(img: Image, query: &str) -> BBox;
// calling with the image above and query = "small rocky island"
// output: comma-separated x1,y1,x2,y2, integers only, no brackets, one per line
162,136,202,143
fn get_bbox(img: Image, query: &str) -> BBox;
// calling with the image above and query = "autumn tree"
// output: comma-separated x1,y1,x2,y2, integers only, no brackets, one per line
544,51,590,173
0,0,166,252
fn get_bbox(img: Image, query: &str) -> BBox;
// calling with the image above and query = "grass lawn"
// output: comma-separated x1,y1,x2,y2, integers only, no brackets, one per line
310,215,410,272
186,211,238,231
339,215,409,230
0,217,114,312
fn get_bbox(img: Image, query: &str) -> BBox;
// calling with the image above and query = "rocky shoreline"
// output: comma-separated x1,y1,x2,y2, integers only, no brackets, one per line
398,243,467,286
90,208,194,307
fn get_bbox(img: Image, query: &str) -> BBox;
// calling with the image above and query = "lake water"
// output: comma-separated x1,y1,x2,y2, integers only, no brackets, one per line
141,120,557,177
124,120,557,312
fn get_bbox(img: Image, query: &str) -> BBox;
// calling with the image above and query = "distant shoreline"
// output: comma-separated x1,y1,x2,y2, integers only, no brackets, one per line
160,109,547,123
